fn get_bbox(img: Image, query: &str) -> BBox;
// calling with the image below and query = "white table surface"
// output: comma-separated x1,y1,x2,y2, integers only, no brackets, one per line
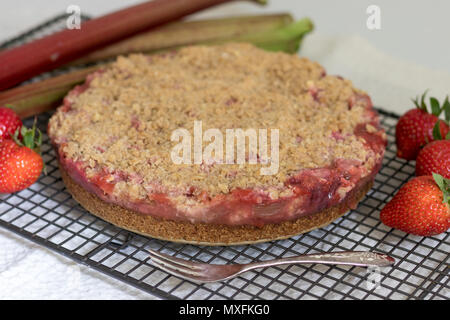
0,0,449,300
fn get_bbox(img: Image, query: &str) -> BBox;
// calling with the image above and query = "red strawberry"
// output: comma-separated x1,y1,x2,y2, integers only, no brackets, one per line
0,122,43,193
415,123,450,178
0,106,22,141
380,174,450,236
395,92,449,160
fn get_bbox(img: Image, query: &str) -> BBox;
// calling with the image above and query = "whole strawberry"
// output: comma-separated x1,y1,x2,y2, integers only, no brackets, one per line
0,123,43,193
380,174,450,236
415,122,450,178
0,106,22,140
395,92,449,160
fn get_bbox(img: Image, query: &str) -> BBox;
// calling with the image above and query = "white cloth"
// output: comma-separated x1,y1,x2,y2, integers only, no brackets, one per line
300,34,450,115
0,31,449,300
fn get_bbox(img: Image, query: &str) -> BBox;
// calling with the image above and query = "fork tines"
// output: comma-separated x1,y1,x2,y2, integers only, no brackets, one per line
148,249,207,282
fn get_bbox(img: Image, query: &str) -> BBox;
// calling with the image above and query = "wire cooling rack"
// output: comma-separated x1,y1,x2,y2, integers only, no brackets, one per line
0,14,448,300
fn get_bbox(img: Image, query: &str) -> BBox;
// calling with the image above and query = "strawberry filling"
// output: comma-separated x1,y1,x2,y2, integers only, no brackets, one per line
56,140,382,227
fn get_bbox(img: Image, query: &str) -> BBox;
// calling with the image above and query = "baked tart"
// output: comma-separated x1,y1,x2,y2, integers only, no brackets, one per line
48,43,386,245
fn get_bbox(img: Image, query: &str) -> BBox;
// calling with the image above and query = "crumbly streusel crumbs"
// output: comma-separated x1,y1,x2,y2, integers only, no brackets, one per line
49,43,381,202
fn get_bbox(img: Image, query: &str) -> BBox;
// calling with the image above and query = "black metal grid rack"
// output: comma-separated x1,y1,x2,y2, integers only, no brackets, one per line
0,14,448,300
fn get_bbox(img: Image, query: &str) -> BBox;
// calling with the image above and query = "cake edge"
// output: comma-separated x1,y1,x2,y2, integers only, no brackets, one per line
60,164,374,245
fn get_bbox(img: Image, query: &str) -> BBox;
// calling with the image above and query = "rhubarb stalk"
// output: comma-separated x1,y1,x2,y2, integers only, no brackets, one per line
1,16,313,119
0,66,102,118
208,18,313,53
0,0,266,90
71,13,293,66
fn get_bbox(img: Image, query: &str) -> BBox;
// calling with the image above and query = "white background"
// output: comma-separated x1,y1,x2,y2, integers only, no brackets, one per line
0,0,449,300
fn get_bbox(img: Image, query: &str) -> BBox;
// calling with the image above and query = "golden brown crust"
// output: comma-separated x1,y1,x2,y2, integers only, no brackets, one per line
49,43,384,204
60,165,373,245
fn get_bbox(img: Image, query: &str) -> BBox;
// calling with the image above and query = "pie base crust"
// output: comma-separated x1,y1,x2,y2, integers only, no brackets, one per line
60,165,373,245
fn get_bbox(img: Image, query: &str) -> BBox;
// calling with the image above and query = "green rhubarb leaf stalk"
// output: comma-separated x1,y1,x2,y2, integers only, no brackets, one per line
432,173,450,205
227,18,314,53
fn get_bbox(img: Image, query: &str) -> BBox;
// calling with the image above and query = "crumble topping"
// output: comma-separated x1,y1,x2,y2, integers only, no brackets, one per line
49,43,382,202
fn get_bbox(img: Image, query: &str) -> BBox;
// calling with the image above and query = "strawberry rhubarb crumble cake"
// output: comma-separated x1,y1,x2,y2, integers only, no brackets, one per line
48,43,386,245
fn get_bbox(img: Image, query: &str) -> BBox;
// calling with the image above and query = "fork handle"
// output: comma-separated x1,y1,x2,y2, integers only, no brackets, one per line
244,251,395,271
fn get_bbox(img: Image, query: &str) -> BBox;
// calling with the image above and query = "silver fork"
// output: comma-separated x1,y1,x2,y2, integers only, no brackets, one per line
148,249,395,283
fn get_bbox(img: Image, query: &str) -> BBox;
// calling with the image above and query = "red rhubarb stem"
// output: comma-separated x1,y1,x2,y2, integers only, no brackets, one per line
0,0,264,91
